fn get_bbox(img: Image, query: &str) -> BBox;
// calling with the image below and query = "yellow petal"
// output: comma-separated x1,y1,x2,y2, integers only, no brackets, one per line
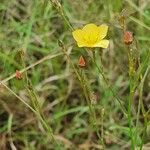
98,25,108,40
72,29,85,47
82,23,99,43
82,23,98,32
77,42,85,47
94,40,109,48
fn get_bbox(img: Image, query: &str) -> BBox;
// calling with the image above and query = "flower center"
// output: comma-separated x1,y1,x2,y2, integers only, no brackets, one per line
83,33,98,45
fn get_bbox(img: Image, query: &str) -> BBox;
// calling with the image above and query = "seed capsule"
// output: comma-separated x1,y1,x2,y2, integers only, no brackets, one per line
15,70,22,80
124,31,133,45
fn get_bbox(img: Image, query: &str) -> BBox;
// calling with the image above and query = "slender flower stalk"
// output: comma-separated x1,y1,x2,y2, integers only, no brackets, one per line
50,0,74,31
124,32,135,149
87,51,127,115
1,82,56,143
20,50,58,145
139,65,150,150
58,40,105,148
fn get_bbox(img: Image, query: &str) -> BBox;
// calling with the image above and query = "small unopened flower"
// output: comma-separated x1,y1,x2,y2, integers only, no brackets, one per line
90,92,99,105
124,31,133,45
72,23,109,48
78,55,86,67
15,70,22,80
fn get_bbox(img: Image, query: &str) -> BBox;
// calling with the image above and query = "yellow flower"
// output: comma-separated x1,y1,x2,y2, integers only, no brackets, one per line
72,23,109,48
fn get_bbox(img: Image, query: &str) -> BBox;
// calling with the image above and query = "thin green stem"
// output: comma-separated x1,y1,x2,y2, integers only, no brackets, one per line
20,50,58,145
89,53,127,116
128,86,135,150
1,82,36,113
127,49,135,150
139,65,150,150
50,0,74,31
60,43,104,148
5,82,58,145
82,71,105,148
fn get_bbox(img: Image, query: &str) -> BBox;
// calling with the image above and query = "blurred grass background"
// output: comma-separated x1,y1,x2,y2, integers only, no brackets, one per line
0,0,150,149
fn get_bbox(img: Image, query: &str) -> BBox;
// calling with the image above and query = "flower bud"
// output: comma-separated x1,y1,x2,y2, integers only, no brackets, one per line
15,70,22,80
124,31,133,45
78,55,86,67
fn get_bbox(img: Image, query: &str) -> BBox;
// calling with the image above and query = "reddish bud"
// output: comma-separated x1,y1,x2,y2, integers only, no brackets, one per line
124,31,133,45
15,70,22,80
78,55,86,67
